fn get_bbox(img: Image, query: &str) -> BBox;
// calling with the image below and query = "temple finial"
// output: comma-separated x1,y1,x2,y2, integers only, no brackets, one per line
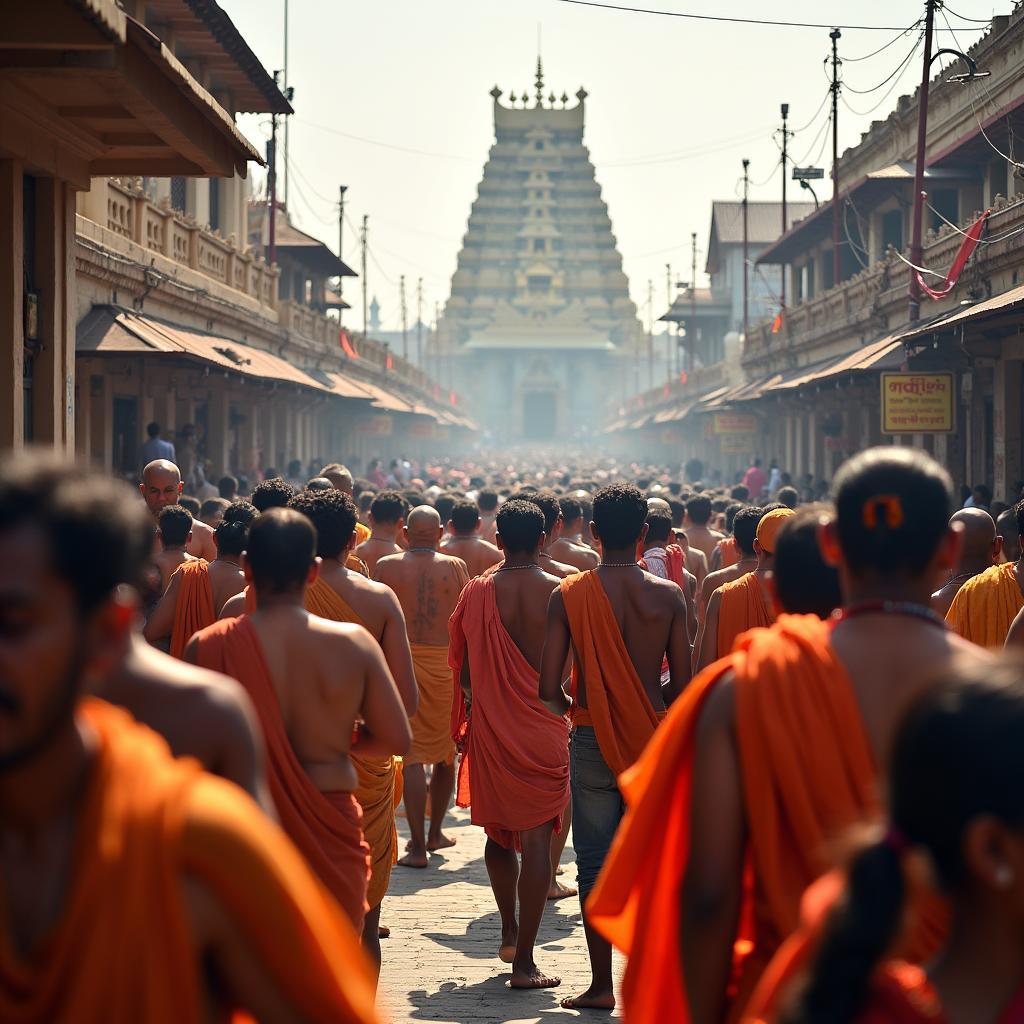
535,57,544,107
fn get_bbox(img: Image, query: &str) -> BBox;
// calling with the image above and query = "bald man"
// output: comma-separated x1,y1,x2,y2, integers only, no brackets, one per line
932,508,1002,618
998,507,1022,564
374,506,470,868
140,460,216,560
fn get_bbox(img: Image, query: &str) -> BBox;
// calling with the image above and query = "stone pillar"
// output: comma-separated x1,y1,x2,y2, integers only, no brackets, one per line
993,357,1022,503
32,177,76,449
0,160,24,449
207,387,229,478
78,177,109,227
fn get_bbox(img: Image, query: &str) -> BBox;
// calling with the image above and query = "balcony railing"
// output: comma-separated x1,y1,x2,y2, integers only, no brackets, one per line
744,192,1024,366
104,178,278,311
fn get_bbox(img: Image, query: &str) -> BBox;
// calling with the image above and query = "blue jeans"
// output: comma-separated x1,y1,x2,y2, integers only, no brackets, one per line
570,726,625,901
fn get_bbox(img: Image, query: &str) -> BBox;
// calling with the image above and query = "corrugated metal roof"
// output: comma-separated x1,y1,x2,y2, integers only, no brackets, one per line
900,282,1024,343
710,201,817,246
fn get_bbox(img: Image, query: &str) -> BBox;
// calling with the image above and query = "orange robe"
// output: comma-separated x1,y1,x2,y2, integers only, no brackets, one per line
169,559,215,660
0,699,377,1024
717,571,775,658
407,643,457,767
717,536,741,569
190,615,371,930
304,576,399,911
449,576,569,849
561,570,662,777
587,615,941,1024
945,561,1024,648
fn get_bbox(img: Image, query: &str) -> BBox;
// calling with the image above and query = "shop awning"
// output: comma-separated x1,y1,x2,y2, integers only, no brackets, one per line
899,283,1024,344
2,6,261,186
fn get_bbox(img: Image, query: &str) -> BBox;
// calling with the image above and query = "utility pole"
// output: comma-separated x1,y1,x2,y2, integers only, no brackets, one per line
267,70,280,267
647,278,654,389
400,274,408,361
830,28,842,289
742,159,750,337
360,215,368,338
434,300,441,385
665,263,673,381
780,102,790,308
416,277,423,368
337,185,347,323
283,0,290,211
909,1,937,323
689,231,697,376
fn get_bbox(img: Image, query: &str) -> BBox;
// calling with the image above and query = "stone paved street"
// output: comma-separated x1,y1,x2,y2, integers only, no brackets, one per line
378,805,623,1023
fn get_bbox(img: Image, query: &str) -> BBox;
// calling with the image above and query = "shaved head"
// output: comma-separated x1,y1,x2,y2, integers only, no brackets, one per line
647,496,671,513
140,460,182,515
997,508,1022,562
406,505,442,547
951,508,998,563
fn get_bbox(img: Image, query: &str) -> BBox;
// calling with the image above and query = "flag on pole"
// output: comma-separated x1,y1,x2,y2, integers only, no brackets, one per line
771,311,783,334
338,328,359,359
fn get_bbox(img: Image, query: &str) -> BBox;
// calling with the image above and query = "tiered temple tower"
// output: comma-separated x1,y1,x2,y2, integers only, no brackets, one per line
436,63,643,441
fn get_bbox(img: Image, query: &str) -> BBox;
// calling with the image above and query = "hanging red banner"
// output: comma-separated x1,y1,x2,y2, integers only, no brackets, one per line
915,209,990,300
338,328,359,359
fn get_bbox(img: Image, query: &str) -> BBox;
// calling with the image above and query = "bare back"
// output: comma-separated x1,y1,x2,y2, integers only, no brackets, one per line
686,525,722,565
242,607,381,793
442,535,502,578
548,537,600,572
103,634,270,811
492,567,561,671
576,568,690,709
186,518,217,560
155,549,192,591
356,537,401,575
830,615,993,767
207,559,246,615
374,550,469,646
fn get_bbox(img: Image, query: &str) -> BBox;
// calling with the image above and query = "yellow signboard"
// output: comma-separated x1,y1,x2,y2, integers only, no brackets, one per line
357,414,393,437
714,413,758,435
881,373,955,434
719,434,754,454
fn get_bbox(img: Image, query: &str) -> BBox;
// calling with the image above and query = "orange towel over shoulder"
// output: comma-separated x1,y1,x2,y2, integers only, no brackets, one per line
169,559,215,659
0,699,378,1024
449,576,569,849
945,561,1024,648
304,576,399,911
717,571,775,658
189,615,371,930
587,615,899,1024
560,571,661,777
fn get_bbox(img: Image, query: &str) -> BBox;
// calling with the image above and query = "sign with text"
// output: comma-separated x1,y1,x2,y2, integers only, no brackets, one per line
881,373,955,434
357,414,393,437
719,434,754,454
713,413,758,435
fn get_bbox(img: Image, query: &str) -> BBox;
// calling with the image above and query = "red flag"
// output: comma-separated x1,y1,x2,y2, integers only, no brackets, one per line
338,328,359,359
449,391,457,406
679,370,688,385
771,311,783,334
385,353,394,370
915,209,990,300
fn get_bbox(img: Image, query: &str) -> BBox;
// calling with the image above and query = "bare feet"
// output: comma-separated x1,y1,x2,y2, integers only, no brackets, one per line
397,851,428,869
509,965,561,989
555,865,565,876
547,880,578,901
426,832,457,851
378,925,391,939
560,989,615,1011
498,922,518,964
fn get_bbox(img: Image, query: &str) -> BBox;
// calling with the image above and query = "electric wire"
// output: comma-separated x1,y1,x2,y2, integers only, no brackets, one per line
942,5,997,24
555,0,965,32
792,89,831,133
842,30,925,93
840,32,925,117
843,20,923,60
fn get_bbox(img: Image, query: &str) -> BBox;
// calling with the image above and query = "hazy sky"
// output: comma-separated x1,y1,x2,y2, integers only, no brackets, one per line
224,0,995,333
